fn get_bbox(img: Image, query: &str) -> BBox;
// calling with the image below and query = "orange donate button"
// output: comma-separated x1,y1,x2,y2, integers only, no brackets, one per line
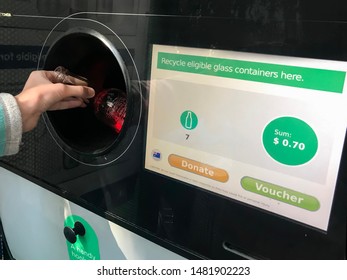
168,154,229,183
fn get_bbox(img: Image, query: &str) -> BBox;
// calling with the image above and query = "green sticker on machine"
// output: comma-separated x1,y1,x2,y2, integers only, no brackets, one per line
64,215,100,260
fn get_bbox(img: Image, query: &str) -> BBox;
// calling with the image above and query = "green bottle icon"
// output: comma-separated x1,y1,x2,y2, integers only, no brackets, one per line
185,111,193,129
180,110,198,130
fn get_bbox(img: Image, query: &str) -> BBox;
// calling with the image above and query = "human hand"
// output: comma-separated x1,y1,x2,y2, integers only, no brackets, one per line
15,70,95,132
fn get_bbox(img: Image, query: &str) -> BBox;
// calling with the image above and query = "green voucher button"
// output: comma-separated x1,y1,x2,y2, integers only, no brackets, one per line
241,177,320,211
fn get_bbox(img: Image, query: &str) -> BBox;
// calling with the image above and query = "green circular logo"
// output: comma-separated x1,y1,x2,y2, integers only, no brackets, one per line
262,117,318,166
180,110,198,130
64,215,100,260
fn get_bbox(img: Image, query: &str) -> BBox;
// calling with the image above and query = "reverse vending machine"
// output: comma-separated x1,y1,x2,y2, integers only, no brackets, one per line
1,0,347,259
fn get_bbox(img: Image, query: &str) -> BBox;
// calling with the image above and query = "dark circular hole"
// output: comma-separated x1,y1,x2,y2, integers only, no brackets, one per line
44,31,127,155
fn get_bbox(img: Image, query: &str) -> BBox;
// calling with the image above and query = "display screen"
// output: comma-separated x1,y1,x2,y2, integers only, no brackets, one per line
145,44,347,231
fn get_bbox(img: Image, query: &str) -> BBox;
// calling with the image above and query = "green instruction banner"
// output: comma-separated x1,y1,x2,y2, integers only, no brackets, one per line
157,52,346,93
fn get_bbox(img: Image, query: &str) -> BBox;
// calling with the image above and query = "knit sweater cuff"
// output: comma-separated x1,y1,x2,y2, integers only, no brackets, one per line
0,93,23,156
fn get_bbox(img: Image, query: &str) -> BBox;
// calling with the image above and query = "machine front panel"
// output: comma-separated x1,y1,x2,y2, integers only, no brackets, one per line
1,0,347,259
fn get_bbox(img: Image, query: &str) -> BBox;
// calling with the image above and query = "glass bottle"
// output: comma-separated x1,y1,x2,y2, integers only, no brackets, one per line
93,88,127,134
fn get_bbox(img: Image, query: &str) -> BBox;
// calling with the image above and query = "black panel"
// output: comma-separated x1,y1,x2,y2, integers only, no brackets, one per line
1,0,347,259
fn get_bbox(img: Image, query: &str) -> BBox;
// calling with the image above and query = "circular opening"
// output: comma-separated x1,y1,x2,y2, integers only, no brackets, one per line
44,31,128,155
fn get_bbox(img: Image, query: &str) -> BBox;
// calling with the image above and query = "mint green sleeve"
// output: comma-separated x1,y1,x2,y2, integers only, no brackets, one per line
0,93,22,156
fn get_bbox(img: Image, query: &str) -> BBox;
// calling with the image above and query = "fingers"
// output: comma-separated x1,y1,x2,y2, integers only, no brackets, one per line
56,83,95,108
25,68,90,90
48,97,88,111
58,83,95,99
35,82,94,113
34,68,95,110
43,69,95,101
